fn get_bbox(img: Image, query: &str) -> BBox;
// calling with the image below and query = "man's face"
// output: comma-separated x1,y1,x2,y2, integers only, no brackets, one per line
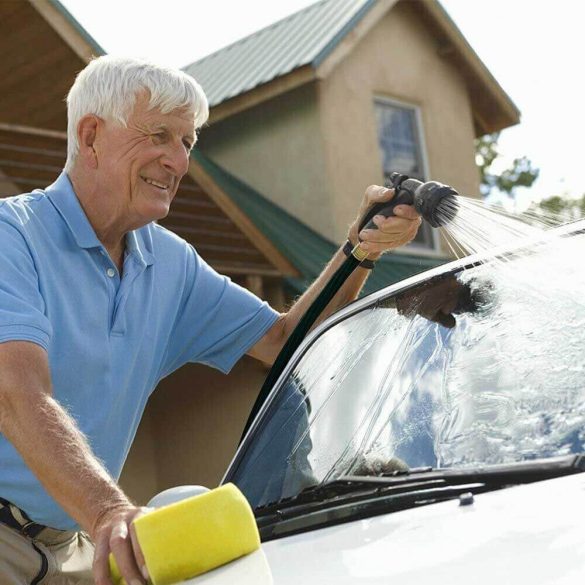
93,92,196,228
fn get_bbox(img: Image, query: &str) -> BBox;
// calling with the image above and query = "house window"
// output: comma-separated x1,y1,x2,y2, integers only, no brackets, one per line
374,99,436,251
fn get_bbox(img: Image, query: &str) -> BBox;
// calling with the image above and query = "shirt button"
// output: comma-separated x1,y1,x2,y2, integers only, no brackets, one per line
106,268,116,278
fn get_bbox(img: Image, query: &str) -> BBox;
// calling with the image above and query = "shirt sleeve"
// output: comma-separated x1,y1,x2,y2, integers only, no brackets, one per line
161,246,280,376
0,219,53,350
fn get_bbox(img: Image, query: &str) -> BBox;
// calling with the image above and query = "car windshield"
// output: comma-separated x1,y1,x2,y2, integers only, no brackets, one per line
228,225,585,509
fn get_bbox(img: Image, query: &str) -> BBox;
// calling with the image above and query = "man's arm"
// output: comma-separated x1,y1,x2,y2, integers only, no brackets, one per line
248,185,421,365
0,341,148,585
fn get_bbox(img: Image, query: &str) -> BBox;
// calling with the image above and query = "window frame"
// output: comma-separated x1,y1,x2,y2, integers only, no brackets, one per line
373,95,442,257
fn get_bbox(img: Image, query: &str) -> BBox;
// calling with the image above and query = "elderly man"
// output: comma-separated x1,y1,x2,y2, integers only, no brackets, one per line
0,56,420,584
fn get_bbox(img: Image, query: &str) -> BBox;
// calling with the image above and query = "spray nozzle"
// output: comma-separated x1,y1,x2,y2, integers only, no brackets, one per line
411,178,459,228
358,172,459,233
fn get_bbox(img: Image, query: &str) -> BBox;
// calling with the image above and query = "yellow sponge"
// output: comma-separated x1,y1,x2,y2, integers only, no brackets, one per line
109,483,260,585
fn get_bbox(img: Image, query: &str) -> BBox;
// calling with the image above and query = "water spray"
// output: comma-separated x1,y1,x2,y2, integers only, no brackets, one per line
241,173,460,440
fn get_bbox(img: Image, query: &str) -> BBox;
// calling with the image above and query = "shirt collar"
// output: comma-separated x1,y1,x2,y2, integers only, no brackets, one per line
126,226,155,267
45,172,101,250
46,172,154,266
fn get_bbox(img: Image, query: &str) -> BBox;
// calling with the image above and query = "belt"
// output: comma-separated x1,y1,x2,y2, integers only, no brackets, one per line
0,497,48,539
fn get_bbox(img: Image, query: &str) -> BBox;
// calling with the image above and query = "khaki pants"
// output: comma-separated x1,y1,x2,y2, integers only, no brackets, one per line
0,522,94,585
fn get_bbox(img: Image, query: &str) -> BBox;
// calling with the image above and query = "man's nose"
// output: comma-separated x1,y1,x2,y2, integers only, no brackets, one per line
161,141,189,177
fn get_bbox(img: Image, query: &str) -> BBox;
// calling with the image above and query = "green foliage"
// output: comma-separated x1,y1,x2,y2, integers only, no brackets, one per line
476,133,583,224
529,193,585,222
475,132,539,198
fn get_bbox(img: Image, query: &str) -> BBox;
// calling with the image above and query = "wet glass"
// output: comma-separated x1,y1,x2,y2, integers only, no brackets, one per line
233,229,585,508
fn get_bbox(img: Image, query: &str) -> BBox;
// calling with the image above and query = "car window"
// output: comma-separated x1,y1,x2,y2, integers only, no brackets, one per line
230,229,585,508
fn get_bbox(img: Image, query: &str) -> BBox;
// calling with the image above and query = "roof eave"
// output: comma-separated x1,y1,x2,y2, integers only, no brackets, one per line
208,65,316,125
419,0,521,136
206,0,396,123
32,0,105,63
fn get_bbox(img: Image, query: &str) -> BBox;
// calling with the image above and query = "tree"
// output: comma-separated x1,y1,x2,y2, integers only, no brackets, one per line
529,193,585,223
475,132,539,199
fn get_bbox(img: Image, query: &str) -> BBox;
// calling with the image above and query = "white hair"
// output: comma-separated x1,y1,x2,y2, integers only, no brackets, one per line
64,55,209,172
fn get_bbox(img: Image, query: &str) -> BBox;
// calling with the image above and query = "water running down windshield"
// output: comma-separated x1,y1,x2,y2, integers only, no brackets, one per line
230,205,585,509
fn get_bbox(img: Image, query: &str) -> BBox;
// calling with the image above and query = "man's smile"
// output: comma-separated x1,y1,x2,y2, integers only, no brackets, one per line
141,175,171,190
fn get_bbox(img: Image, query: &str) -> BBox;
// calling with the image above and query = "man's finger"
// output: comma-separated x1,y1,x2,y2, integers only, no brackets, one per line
372,213,420,230
365,185,393,204
361,218,419,239
393,205,421,220
109,520,144,585
360,225,413,240
360,223,420,251
92,532,114,585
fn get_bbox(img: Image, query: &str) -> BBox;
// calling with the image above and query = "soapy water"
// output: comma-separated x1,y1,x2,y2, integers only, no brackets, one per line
436,237,585,466
233,198,585,507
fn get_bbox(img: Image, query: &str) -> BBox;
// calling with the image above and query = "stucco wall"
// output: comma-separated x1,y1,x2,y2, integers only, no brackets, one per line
200,83,335,238
319,1,481,244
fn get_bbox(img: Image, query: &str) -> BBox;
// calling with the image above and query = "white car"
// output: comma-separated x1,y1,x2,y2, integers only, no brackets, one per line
187,218,585,584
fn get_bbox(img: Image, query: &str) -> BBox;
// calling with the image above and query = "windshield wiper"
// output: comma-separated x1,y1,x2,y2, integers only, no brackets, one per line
255,454,585,541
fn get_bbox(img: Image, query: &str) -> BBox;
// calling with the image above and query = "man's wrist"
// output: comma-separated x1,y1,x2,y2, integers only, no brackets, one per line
342,239,376,269
89,497,134,536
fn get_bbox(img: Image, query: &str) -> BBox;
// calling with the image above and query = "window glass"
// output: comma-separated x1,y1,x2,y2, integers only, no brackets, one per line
231,230,585,508
375,100,434,250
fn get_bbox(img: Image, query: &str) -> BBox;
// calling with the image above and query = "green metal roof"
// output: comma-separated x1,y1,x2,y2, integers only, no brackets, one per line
183,0,376,108
192,150,446,296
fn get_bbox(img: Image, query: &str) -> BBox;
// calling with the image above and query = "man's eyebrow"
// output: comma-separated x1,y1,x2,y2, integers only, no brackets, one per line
138,122,166,134
145,122,195,145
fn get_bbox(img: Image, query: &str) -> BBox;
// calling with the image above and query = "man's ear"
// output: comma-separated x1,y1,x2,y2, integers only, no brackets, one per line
76,115,100,169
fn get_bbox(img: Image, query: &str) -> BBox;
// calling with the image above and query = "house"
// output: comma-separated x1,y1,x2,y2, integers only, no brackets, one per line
186,0,519,257
0,0,518,502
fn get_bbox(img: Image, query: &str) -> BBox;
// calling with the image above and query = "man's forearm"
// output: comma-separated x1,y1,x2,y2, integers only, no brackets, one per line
281,244,373,339
0,390,129,533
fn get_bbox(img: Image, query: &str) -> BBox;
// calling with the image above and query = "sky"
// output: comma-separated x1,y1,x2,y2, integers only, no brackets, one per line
60,0,585,210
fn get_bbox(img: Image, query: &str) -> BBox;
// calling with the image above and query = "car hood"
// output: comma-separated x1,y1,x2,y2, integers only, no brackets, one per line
188,471,585,584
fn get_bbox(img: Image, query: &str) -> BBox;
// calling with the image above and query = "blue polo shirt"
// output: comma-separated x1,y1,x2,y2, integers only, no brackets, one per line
0,172,279,530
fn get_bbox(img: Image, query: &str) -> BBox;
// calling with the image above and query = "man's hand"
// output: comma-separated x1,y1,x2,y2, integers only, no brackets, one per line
92,504,152,585
347,185,421,258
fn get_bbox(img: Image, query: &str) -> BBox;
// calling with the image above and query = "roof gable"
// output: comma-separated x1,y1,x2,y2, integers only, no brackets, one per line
184,0,376,108
184,0,519,134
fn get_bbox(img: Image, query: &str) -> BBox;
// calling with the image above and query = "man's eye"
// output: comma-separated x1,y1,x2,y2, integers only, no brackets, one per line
183,140,193,151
